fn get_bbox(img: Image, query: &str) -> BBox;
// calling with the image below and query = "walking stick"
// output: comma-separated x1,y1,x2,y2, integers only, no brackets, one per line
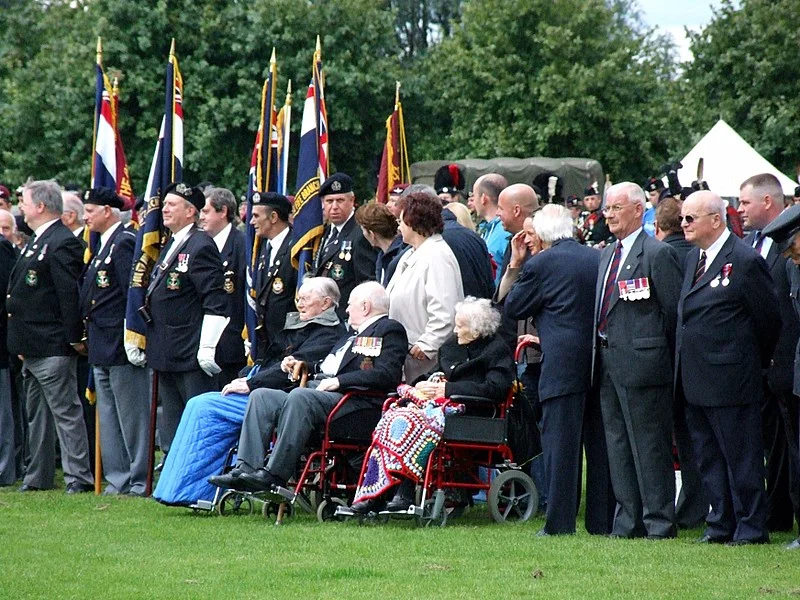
94,411,102,495
145,370,159,496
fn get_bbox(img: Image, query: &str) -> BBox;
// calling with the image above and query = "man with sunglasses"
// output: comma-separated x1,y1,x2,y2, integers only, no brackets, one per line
593,182,682,539
677,190,781,546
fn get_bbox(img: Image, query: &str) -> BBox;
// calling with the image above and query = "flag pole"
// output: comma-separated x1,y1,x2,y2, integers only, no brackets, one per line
91,37,102,186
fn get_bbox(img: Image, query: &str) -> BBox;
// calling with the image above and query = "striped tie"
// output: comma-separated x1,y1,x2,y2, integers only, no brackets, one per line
597,241,622,337
693,250,706,286
753,231,765,255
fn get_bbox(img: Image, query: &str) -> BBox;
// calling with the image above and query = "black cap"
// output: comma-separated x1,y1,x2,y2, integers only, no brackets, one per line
319,173,354,197
644,177,665,193
83,187,125,210
658,188,675,202
794,186,800,198
252,191,291,222
584,184,600,197
679,187,696,201
566,195,581,208
434,164,465,194
763,205,800,253
163,182,205,211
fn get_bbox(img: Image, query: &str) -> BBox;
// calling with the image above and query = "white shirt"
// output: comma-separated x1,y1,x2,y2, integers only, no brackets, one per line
163,223,194,265
267,226,290,268
601,227,641,289
318,314,386,377
750,230,773,259
33,219,59,239
702,227,731,270
98,222,122,254
212,223,232,253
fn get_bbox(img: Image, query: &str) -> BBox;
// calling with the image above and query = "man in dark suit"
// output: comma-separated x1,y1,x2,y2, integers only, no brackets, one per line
441,205,495,299
763,203,800,550
0,235,18,485
80,187,150,496
218,281,407,493
738,173,800,534
594,182,682,539
7,180,94,493
678,190,781,545
142,182,228,456
505,204,599,535
250,192,297,358
310,173,377,322
200,187,247,387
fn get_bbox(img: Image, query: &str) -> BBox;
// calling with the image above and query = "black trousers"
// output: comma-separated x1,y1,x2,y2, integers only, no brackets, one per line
762,386,800,532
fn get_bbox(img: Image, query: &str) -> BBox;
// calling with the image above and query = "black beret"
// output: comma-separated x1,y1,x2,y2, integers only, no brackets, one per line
566,195,581,208
433,164,464,194
83,187,125,210
763,204,800,253
163,181,205,211
252,191,291,221
644,177,665,193
319,172,354,197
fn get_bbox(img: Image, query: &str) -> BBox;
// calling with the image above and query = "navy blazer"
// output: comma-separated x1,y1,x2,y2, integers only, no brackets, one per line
743,231,799,393
7,220,84,357
254,228,298,356
0,238,17,368
311,216,377,321
311,315,408,393
146,226,228,372
79,224,137,366
676,233,781,407
505,238,598,402
215,226,247,367
441,210,495,299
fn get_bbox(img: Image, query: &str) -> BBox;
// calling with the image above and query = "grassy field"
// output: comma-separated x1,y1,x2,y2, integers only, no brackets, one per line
1,483,798,600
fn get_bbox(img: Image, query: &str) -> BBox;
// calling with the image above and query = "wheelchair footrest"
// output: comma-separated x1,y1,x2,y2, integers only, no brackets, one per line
443,415,507,443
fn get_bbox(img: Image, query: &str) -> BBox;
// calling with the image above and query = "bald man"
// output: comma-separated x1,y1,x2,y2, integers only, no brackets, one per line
677,190,781,545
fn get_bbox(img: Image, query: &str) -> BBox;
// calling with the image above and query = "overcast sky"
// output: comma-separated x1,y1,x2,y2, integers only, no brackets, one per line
637,0,741,61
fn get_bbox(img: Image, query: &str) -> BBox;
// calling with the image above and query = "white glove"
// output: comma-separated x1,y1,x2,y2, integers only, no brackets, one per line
124,342,147,367
196,314,229,377
244,339,252,359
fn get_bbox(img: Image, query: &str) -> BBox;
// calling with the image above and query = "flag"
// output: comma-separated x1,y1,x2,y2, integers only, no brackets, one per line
243,50,281,364
376,82,410,203
290,37,328,287
124,40,183,351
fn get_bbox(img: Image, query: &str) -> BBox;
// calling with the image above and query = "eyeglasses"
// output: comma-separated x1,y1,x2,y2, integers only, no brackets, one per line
601,204,630,215
680,213,716,224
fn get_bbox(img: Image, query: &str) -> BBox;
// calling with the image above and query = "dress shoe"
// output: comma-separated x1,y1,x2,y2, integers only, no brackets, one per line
350,497,385,515
19,484,43,492
725,536,769,547
65,482,94,494
208,467,247,489
785,538,800,550
646,534,675,540
695,534,731,544
385,479,415,512
535,528,550,537
154,460,165,473
237,469,285,493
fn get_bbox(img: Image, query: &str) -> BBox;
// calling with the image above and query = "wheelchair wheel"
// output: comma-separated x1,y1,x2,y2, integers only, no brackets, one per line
262,499,294,520
217,490,254,516
416,498,448,528
487,470,537,523
316,497,348,522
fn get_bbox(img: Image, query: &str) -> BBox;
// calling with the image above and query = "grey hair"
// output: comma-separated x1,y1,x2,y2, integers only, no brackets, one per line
0,209,16,232
62,192,85,221
606,182,646,211
205,187,239,224
353,280,390,314
300,276,341,307
119,210,131,226
533,204,574,244
401,184,438,201
25,180,63,215
703,192,726,218
455,296,501,338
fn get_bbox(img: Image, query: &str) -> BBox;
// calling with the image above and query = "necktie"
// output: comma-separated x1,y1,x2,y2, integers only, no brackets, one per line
264,241,273,268
597,241,622,337
693,250,706,286
753,231,765,255
314,227,338,271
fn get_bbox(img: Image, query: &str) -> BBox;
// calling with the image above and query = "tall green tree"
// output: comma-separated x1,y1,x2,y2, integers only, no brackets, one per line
683,0,800,178
413,0,683,182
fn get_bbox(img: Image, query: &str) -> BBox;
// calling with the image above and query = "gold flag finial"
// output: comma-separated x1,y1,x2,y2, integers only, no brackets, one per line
395,81,401,108
96,37,103,66
316,35,321,54
169,38,176,57
286,79,293,105
270,47,276,65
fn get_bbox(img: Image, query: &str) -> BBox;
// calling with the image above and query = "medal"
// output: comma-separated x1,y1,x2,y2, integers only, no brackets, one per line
104,244,115,264
721,263,732,286
710,277,720,288
176,253,190,273
340,240,353,262
37,243,48,261
352,336,383,357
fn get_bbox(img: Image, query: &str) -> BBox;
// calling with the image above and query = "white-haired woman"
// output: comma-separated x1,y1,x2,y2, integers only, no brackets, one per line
349,297,515,514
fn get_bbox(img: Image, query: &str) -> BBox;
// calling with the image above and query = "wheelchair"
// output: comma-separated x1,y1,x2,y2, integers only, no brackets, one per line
336,341,538,527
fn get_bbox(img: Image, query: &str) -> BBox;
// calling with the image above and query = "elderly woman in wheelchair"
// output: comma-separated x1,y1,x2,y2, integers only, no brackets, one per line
349,297,515,515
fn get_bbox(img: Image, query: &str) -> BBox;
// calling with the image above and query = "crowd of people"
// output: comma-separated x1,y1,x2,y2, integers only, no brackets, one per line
0,164,799,550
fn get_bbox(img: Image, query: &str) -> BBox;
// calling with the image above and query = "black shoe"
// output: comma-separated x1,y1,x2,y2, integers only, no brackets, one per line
695,534,731,544
350,498,385,515
725,536,769,546
785,538,800,550
208,467,246,489
65,482,94,494
535,528,550,537
237,469,285,493
385,479,415,512
19,484,43,492
154,460,165,473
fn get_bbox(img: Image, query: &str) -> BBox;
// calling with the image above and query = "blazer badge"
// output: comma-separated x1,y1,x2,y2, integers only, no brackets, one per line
166,271,181,291
272,277,284,295
224,270,235,294
96,270,110,289
25,269,38,287
330,263,345,281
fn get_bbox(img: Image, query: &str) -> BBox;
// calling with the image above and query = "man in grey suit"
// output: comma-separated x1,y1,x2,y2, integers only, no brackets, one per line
594,182,682,539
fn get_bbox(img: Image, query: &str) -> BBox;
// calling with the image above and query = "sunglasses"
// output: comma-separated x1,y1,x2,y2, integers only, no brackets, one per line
680,213,716,224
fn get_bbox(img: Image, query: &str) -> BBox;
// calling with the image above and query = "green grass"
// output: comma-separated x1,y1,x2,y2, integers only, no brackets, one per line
1,484,799,600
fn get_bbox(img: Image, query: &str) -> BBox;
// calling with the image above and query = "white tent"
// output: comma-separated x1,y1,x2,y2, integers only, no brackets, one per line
678,119,797,197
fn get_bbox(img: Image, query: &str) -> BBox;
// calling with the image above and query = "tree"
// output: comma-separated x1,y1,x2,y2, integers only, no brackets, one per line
683,0,800,178
411,0,685,183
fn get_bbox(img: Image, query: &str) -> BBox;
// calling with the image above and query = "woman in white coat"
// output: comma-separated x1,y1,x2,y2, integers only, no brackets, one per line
386,192,464,383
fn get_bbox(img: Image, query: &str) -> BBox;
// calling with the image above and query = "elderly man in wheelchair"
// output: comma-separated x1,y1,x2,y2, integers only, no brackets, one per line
209,281,407,496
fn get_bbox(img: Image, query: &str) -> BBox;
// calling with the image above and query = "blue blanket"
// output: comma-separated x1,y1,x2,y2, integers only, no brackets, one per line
153,392,249,506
